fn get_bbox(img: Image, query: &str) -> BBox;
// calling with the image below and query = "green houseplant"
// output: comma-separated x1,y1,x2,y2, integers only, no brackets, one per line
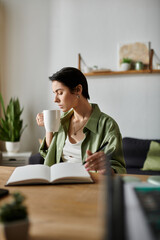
0,93,27,152
121,58,132,64
120,58,132,71
0,192,29,240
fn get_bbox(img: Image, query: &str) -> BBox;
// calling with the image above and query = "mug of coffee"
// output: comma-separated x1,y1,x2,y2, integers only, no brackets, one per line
43,110,61,132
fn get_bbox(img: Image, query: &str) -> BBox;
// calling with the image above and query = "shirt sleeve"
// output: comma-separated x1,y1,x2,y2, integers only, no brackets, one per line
104,120,126,174
39,137,48,159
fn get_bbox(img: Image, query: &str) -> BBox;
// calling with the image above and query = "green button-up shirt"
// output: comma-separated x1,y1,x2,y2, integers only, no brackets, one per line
39,104,126,173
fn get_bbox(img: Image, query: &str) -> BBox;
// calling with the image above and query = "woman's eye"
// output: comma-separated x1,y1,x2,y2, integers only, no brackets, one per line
58,91,63,95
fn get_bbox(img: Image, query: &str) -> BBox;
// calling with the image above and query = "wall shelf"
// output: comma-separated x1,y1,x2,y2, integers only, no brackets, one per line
84,69,160,76
78,50,160,76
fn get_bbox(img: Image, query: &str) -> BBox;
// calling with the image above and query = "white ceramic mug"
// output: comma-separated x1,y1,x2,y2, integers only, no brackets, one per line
43,110,61,132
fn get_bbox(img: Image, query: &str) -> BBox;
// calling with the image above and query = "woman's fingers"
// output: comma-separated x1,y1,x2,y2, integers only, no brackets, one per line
85,151,106,171
86,150,92,156
36,113,44,126
85,150,114,175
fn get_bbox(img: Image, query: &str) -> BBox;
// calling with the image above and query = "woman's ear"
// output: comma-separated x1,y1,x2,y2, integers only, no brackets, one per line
75,84,82,94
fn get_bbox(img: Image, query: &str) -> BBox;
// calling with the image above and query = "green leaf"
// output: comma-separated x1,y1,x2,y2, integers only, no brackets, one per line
0,192,28,222
0,93,6,118
0,95,27,141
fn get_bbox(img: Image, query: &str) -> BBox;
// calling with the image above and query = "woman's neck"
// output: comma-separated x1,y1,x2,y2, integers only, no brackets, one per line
73,99,92,121
68,99,92,143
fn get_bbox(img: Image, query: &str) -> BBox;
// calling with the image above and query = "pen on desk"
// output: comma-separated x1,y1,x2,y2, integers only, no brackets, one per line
82,141,109,165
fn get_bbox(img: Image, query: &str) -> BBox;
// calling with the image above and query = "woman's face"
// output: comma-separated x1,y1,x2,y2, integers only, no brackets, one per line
52,81,78,112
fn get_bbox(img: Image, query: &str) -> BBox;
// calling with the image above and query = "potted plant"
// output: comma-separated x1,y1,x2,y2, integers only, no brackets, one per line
0,93,27,153
0,192,29,240
120,58,132,71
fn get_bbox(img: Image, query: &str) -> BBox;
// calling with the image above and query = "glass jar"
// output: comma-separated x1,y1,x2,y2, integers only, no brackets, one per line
135,61,143,70
156,63,160,69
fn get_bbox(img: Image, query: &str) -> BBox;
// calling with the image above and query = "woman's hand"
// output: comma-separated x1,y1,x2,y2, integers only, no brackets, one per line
85,150,115,175
36,113,44,127
36,113,53,148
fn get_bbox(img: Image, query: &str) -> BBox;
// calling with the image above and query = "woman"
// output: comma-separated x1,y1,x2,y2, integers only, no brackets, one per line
36,67,126,174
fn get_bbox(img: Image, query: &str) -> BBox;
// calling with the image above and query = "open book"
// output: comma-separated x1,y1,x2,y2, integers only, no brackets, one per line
6,163,93,186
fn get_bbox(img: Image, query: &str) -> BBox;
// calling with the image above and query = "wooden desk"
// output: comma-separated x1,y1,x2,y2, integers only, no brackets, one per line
0,167,104,240
0,167,151,240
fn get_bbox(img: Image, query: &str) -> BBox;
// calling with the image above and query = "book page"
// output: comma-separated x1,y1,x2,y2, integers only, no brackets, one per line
50,162,92,183
6,164,50,185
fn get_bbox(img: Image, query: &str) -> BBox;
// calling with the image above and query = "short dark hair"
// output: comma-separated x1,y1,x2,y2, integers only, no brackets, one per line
49,67,90,99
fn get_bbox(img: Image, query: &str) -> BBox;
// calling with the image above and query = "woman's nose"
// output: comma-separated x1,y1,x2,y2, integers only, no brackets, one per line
54,95,59,103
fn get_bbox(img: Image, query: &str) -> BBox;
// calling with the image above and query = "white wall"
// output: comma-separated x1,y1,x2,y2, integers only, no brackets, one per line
49,0,160,138
0,0,160,153
0,0,51,152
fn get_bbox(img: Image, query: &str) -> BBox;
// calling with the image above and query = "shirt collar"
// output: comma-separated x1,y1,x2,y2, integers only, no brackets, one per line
60,109,74,126
84,104,101,134
60,103,101,134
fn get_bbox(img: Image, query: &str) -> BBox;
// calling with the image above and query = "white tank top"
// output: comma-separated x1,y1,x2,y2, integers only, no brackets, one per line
62,136,83,163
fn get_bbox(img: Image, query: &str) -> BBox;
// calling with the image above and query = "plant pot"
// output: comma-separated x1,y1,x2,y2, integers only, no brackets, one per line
3,218,29,240
120,63,131,71
5,141,20,153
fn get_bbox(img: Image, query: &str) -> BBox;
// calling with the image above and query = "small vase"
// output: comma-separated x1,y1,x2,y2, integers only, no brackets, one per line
135,61,143,70
4,219,29,240
5,141,20,153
